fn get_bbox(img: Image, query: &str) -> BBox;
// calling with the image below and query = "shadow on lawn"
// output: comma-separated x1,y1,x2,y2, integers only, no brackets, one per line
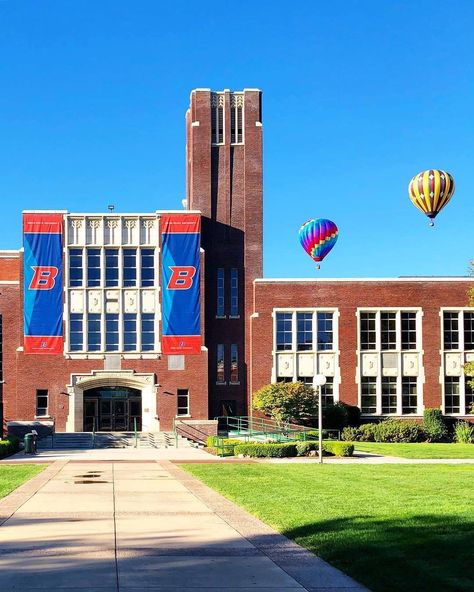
283,513,474,592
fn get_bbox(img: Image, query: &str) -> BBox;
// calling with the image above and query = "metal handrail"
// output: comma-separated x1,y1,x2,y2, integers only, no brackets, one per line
134,417,138,448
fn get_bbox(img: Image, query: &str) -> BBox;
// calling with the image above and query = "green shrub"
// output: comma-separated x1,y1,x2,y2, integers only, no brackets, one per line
358,423,378,441
374,419,425,443
0,436,20,459
423,408,448,442
341,427,360,441
323,402,349,430
206,436,241,448
454,421,474,444
323,441,354,457
345,404,361,427
296,441,319,455
234,442,298,458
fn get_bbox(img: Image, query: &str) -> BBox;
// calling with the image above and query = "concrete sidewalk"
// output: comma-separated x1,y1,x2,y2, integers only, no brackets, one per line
0,460,368,591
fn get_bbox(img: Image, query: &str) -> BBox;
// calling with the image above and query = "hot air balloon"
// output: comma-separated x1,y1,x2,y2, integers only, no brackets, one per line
298,218,338,269
408,169,455,226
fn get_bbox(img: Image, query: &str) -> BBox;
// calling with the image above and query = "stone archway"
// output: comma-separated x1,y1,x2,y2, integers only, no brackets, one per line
64,370,158,433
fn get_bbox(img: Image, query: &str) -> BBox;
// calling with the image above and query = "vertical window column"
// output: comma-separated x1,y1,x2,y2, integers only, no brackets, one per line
216,344,225,384
217,269,225,317
230,268,239,317
230,344,239,384
177,389,189,416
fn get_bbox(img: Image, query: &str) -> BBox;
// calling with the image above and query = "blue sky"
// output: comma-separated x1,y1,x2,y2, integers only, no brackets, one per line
0,0,472,278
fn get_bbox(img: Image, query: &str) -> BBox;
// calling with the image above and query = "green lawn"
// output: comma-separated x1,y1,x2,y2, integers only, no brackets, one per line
182,463,474,592
354,442,474,458
0,465,46,499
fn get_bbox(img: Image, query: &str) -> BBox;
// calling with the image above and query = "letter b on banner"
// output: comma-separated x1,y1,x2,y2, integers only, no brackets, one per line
29,266,59,290
167,266,196,290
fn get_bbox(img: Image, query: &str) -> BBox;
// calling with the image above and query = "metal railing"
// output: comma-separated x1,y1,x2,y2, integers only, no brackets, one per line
214,416,340,442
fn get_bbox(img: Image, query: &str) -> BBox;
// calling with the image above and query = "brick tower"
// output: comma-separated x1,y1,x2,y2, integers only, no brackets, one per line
186,88,263,418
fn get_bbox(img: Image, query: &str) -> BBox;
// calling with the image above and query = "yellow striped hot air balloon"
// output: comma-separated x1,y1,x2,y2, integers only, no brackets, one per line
408,169,455,226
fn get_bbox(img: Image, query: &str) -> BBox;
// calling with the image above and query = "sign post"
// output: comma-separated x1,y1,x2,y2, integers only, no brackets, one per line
314,374,327,464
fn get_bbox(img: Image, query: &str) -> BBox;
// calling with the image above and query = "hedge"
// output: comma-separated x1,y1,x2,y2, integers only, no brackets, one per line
235,440,354,458
341,419,424,443
0,435,20,459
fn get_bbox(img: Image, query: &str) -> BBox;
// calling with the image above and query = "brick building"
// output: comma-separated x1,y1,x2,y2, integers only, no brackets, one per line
1,88,473,436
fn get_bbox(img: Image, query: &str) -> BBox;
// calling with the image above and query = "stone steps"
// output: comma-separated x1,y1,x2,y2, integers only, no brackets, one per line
37,431,197,450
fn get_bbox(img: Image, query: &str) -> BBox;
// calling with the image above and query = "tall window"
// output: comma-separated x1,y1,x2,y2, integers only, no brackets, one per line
36,389,48,416
361,377,377,414
105,313,119,351
230,344,239,383
211,93,224,144
442,310,474,414
401,312,417,350
87,314,101,351
141,314,155,351
217,344,225,383
87,249,101,287
381,377,397,414
217,268,225,317
123,249,137,287
141,248,154,287
297,312,312,351
276,312,293,351
317,312,333,350
105,249,119,287
381,312,396,350
402,377,418,414
69,249,83,287
124,314,137,351
230,268,239,316
360,312,376,350
230,94,243,144
177,389,189,416
321,378,334,407
70,313,83,351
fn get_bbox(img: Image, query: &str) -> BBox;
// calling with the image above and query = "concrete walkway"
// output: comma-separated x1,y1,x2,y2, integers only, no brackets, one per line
0,459,368,591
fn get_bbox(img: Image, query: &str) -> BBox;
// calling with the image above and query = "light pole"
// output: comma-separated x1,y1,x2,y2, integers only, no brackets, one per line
314,374,327,464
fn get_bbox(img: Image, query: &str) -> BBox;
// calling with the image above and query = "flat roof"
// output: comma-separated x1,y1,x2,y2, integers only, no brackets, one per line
255,277,473,283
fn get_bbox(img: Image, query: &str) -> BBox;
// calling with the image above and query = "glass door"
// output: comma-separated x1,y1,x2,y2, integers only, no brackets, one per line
100,399,113,431
84,399,98,432
113,399,128,431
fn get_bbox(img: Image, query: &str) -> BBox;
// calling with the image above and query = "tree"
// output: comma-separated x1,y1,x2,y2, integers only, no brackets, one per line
252,381,317,426
464,260,474,412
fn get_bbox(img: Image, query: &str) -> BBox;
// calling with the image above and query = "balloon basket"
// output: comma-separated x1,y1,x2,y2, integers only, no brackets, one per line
429,220,435,227
315,264,320,270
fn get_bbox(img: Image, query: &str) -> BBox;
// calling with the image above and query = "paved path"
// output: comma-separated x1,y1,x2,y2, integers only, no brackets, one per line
0,460,368,591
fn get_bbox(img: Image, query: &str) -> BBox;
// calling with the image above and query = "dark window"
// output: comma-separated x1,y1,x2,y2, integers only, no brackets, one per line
70,313,83,351
123,249,137,287
69,248,83,287
444,312,459,350
360,312,376,350
230,268,239,316
317,312,333,350
444,377,460,414
105,249,119,287
87,313,101,351
105,313,119,351
87,248,101,287
381,312,396,350
402,377,418,414
321,377,334,407
141,313,155,351
217,344,225,383
230,344,239,383
124,313,137,351
141,248,155,287
382,377,397,414
401,312,417,350
464,312,474,350
231,101,243,143
211,95,224,144
297,312,313,351
177,389,189,416
276,312,293,351
36,389,48,416
361,377,377,414
217,269,225,316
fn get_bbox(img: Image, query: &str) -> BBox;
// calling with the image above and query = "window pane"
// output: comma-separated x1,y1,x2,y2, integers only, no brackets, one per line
276,312,293,351
177,389,189,416
321,377,334,407
105,249,119,287
444,312,459,349
381,312,396,350
36,389,48,416
123,249,137,287
230,344,238,383
401,312,417,350
124,313,137,351
105,313,119,351
444,376,460,413
402,377,418,414
87,313,101,351
382,377,397,414
230,268,238,316
361,377,377,414
70,313,83,351
297,312,313,351
217,269,225,316
317,312,333,350
141,248,155,287
87,249,101,287
141,313,155,351
69,249,83,287
217,344,225,383
464,312,474,350
360,312,376,350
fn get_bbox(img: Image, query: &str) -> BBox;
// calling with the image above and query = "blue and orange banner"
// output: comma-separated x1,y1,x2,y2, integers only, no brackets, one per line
161,214,201,355
23,213,64,354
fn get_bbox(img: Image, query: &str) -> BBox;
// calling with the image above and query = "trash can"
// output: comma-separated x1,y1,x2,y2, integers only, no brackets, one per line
24,433,34,454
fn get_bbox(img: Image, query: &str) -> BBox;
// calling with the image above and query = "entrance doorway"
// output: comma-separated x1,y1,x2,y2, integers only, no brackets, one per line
83,386,142,432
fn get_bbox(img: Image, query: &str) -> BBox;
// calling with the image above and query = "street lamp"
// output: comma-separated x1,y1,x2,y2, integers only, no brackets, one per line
314,374,327,464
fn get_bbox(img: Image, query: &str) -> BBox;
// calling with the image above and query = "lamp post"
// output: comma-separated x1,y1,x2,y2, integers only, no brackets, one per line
314,374,327,464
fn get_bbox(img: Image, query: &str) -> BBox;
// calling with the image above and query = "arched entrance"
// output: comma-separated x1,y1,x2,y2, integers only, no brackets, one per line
83,386,142,432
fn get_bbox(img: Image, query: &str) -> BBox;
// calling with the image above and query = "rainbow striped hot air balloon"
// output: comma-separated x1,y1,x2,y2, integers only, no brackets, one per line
408,169,455,226
298,218,338,269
